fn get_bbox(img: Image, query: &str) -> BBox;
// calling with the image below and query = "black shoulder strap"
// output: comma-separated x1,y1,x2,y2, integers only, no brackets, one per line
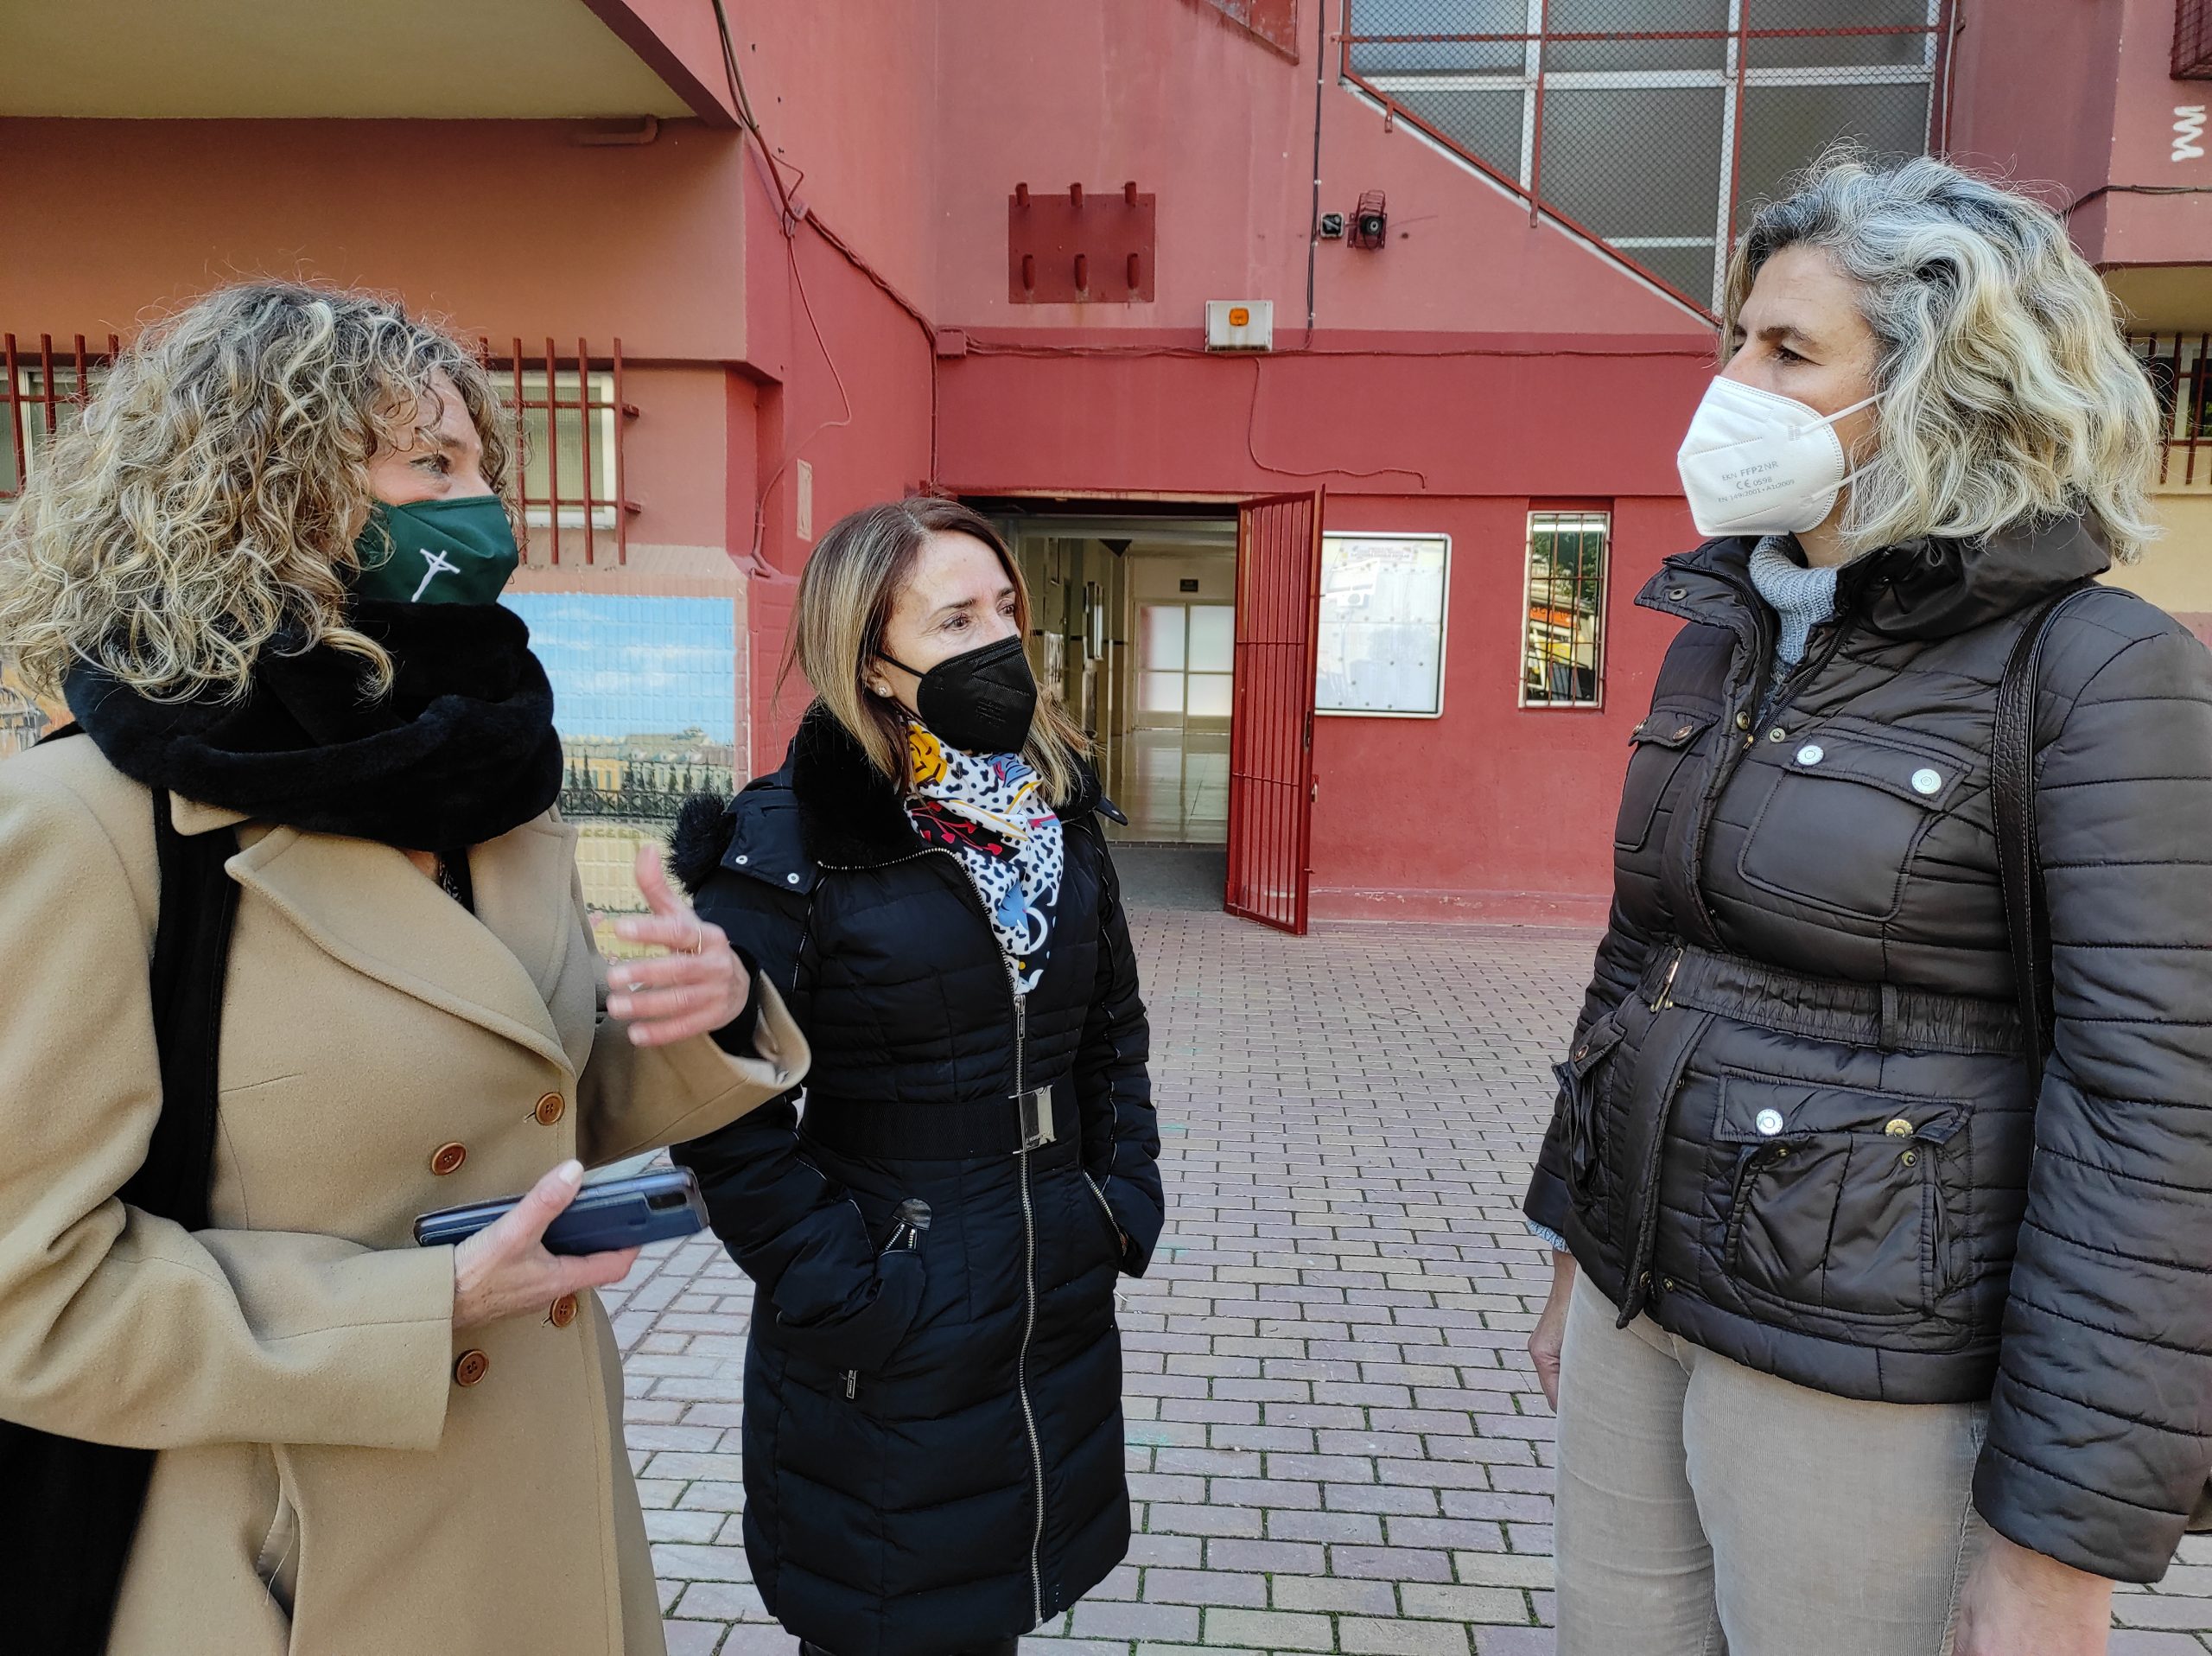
2,736,241,1653
1991,584,2097,1093
129,788,242,1226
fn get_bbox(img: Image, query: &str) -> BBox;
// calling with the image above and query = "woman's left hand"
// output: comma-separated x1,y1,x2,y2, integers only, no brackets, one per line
1952,1530,2113,1656
605,844,752,1046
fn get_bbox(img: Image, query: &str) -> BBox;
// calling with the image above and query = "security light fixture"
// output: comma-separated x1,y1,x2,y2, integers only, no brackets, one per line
1351,192,1388,250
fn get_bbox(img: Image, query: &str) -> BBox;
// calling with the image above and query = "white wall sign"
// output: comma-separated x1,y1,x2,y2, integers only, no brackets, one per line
1315,532,1451,718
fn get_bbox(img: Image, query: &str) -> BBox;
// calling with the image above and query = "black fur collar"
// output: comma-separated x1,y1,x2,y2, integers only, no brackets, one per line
790,703,1107,868
671,704,1112,894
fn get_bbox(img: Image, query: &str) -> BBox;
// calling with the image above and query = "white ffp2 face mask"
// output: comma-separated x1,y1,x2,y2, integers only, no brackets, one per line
1675,376,1880,538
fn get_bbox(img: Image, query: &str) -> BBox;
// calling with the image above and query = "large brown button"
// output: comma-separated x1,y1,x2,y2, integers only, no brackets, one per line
429,1142,467,1176
549,1293,580,1328
534,1092,567,1126
454,1349,490,1387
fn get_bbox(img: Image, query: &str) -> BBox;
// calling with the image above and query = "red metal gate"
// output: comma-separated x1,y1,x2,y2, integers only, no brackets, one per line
1225,490,1323,934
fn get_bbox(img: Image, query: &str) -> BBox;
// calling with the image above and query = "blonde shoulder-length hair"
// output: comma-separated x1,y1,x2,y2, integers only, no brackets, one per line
1725,150,2161,561
789,498,1091,805
0,281,514,703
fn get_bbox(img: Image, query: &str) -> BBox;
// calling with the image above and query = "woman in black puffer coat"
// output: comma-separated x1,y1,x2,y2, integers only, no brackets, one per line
671,499,1163,1656
1524,156,2212,1656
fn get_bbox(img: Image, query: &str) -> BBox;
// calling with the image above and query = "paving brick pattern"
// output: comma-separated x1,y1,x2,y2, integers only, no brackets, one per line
605,907,2212,1654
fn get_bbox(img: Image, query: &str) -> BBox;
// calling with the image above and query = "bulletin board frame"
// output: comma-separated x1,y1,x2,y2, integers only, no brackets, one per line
1313,530,1452,720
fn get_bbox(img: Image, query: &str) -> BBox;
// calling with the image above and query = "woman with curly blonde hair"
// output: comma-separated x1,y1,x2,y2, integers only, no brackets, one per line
0,281,806,1656
1523,154,2212,1656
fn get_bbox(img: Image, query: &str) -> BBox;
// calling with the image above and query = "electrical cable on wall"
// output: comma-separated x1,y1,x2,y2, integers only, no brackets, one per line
1243,357,1427,487
712,0,853,581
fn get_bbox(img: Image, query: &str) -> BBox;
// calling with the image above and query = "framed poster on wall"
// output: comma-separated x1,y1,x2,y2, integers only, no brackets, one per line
1314,532,1451,718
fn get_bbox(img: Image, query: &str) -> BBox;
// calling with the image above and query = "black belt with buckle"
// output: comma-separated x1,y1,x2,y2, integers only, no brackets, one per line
799,1082,1077,1161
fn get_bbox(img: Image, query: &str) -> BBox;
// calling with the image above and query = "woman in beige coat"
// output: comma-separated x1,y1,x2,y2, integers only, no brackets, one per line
0,283,806,1655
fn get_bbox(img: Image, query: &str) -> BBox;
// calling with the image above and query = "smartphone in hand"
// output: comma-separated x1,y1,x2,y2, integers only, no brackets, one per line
414,1167,709,1255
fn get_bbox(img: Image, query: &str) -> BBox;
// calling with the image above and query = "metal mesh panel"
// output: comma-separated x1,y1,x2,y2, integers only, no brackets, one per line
1732,80,1936,233
2180,0,2212,78
1385,86,1526,178
1541,86,1727,238
1546,0,1729,73
1341,1,1948,313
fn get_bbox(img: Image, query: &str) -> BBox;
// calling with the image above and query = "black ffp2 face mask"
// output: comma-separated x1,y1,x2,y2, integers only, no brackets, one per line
881,634,1039,755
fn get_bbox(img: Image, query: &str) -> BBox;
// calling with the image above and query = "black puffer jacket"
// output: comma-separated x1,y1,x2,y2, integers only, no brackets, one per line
1525,517,2212,1583
671,707,1163,1656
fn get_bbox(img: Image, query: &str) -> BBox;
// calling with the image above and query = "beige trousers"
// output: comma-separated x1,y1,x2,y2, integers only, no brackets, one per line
1554,1273,1989,1656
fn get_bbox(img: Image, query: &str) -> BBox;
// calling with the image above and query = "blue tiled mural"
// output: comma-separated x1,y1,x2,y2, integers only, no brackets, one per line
503,593,741,915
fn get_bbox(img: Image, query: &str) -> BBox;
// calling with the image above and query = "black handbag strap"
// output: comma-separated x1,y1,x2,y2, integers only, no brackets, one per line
5,729,240,1652
1990,584,2096,1090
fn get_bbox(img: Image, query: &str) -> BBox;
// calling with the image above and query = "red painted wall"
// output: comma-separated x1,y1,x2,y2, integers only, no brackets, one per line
1306,493,1693,923
931,0,1703,338
1945,0,2212,267
738,159,937,776
935,338,1713,920
0,118,750,360
715,0,941,313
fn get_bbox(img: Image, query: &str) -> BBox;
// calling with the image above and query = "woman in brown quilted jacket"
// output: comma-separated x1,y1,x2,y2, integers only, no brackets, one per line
1523,154,2212,1656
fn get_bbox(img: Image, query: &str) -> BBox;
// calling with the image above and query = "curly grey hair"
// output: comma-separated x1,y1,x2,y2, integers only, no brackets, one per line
1725,151,2161,562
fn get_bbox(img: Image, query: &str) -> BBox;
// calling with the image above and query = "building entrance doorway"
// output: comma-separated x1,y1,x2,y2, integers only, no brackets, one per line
989,511,1236,845
982,494,1322,933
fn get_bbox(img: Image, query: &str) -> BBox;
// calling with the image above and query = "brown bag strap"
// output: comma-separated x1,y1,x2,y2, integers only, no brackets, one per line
1990,583,2096,1092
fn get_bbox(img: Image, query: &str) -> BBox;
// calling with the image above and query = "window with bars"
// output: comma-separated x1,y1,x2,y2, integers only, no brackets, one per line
1,334,115,500
3,333,635,562
1521,510,1610,708
1342,2,1949,313
2131,334,2212,487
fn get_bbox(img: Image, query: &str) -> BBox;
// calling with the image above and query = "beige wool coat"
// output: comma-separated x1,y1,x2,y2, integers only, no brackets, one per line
0,736,807,1656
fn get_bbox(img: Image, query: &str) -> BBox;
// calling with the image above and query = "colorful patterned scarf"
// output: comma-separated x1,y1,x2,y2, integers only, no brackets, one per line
906,725,1065,995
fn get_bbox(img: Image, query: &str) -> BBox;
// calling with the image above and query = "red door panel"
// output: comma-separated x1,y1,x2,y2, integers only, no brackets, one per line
1226,490,1323,934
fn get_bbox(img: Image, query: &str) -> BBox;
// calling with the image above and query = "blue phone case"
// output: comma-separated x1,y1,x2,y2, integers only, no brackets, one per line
412,1167,709,1255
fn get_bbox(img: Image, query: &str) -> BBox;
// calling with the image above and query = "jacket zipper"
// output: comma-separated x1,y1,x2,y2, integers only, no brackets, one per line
1658,559,1857,952
1083,1169,1118,1232
927,845,1048,1629
811,838,1050,1623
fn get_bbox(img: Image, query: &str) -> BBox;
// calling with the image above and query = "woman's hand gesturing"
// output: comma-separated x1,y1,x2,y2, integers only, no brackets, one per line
605,844,753,1046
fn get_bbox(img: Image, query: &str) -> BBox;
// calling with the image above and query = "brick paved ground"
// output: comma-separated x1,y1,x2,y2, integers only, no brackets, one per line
606,901,2212,1655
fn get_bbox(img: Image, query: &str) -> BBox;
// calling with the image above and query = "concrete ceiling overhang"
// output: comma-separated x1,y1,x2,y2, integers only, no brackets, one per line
2105,265,2212,334
0,0,716,121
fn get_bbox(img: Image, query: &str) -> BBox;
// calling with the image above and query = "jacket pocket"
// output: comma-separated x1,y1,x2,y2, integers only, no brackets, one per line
1734,723,1971,921
1716,1073,1963,1318
1615,707,1718,853
252,1458,301,1621
1552,1016,1629,1209
1081,1169,1125,1259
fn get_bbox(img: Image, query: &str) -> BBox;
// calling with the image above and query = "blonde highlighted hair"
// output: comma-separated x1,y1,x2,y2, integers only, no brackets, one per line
0,281,514,703
1725,150,2161,561
788,498,1091,805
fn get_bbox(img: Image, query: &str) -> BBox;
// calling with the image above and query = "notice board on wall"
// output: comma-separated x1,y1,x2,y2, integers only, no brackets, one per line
1314,532,1451,717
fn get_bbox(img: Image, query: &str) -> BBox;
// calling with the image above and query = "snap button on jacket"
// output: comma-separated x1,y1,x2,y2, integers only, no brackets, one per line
0,737,808,1656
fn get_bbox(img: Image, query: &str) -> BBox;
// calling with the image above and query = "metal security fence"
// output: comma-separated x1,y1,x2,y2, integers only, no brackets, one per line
1342,1,1954,316
2133,333,2212,487
3,331,636,563
1,334,116,502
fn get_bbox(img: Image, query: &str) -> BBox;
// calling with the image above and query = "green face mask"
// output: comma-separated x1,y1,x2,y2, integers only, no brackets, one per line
351,497,520,606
